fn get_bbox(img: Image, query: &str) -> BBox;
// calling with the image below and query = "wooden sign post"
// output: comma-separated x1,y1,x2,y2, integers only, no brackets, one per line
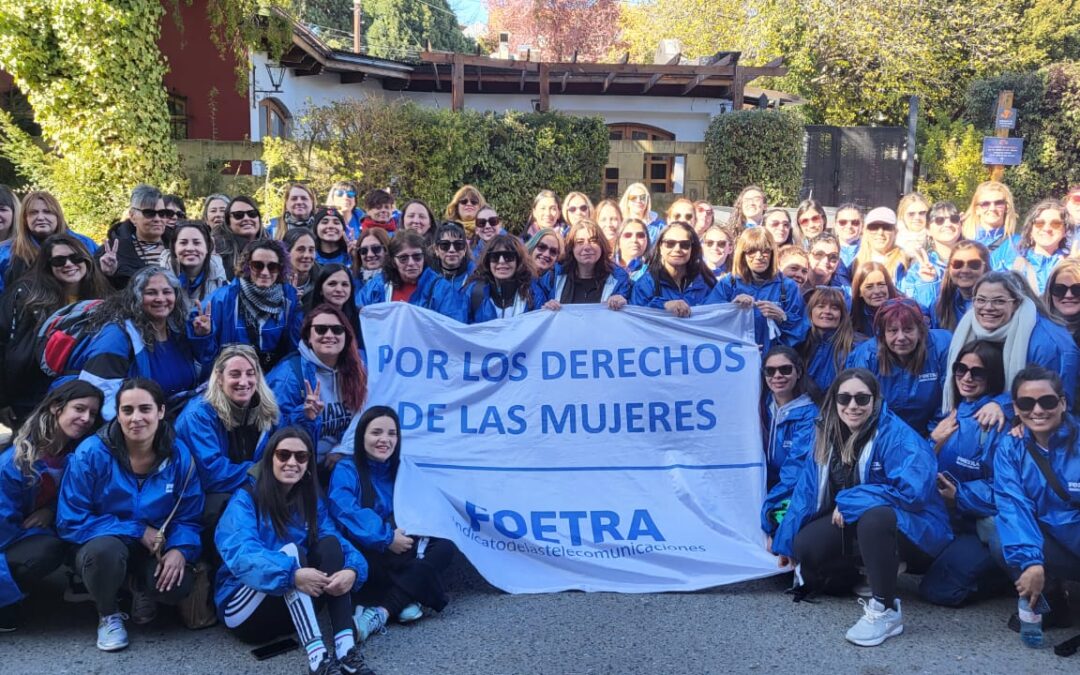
989,90,1013,182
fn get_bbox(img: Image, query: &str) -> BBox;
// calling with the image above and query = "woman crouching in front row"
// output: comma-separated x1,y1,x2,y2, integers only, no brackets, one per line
772,368,952,647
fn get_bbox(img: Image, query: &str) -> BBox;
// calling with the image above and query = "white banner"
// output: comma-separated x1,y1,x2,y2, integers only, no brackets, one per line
361,302,779,593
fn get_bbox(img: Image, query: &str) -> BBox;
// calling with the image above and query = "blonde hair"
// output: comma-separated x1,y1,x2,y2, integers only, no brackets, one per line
619,182,652,220
205,344,280,431
963,181,1018,240
731,227,778,282
445,185,487,221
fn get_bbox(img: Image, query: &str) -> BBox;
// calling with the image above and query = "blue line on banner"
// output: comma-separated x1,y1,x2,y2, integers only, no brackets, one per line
413,462,764,472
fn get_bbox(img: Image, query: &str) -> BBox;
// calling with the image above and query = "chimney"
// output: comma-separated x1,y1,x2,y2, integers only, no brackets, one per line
654,39,682,65
353,0,362,54
498,32,510,60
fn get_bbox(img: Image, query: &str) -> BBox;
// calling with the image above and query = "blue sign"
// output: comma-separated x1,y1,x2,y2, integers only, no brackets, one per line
995,108,1017,129
982,137,1024,166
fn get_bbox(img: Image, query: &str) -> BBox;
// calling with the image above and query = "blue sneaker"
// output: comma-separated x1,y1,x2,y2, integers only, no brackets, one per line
96,612,129,651
354,607,388,642
397,603,423,624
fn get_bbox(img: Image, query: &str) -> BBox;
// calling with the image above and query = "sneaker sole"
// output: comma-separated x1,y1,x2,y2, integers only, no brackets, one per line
96,640,129,652
130,615,156,626
846,623,903,647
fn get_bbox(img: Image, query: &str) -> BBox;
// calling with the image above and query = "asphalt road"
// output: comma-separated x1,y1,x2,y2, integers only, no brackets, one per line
2,555,1077,674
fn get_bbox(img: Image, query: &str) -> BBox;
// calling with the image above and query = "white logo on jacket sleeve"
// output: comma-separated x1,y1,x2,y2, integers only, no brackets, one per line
165,483,174,494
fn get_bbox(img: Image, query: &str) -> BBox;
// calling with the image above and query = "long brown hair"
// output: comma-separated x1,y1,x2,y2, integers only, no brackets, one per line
872,300,928,376
850,261,900,335
17,234,110,317
13,191,71,267
814,368,882,466
301,304,367,413
935,241,990,331
801,287,858,376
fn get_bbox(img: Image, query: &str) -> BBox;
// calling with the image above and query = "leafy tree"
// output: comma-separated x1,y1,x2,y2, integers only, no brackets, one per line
362,0,472,59
618,0,751,64
486,0,621,62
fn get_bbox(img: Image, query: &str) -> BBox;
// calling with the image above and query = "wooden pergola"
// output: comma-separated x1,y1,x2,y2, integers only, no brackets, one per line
416,51,788,111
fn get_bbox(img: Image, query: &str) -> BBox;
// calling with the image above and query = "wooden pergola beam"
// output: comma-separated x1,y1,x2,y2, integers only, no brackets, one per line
538,62,550,111
560,50,577,93
451,53,464,111
643,52,680,93
603,52,630,93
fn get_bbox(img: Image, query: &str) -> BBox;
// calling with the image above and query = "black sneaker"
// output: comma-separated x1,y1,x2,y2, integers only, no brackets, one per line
0,603,20,632
311,656,343,675
338,646,375,675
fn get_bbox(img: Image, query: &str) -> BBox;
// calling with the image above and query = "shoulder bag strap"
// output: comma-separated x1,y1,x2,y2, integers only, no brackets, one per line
1024,437,1080,508
154,456,197,560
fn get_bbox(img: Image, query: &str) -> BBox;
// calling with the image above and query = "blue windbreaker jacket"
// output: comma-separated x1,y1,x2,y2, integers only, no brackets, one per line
629,271,715,309
937,395,1008,520
196,279,303,364
464,280,549,323
327,456,396,552
709,273,809,347
990,241,1067,295
760,394,818,534
174,396,272,495
357,267,466,322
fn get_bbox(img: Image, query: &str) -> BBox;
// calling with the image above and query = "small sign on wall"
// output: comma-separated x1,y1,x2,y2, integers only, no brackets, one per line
982,137,1024,166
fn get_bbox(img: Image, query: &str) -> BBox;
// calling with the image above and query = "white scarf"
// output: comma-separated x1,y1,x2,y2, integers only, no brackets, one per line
942,297,1037,412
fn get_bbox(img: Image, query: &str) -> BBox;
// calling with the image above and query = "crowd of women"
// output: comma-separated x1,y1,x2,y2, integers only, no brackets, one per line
0,177,1078,669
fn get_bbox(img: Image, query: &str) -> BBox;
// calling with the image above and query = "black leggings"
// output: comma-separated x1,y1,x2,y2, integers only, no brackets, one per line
991,525,1080,583
224,536,353,646
355,537,455,618
3,534,67,605
792,506,931,606
74,536,195,616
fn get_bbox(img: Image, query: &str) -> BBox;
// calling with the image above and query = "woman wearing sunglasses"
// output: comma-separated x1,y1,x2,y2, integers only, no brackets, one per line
918,340,1011,608
160,220,228,306
846,300,953,435
899,201,963,300
1042,259,1080,346
992,366,1080,648
328,180,365,241
305,264,364,354
57,379,203,651
805,233,849,297
464,234,547,323
329,407,456,642
798,286,863,392
562,192,594,232
431,221,475,292
763,208,803,249
772,368,950,647
990,199,1070,294
708,228,807,348
357,231,464,322
945,271,1079,408
353,227,390,284
962,181,1018,251
759,347,819,545
795,199,828,240
832,203,864,286
701,224,734,277
214,427,372,675
0,234,109,427
631,222,716,318
619,183,663,242
268,305,367,474
541,219,629,311
214,196,267,281
908,242,990,331
471,205,505,259
444,185,486,240
614,218,650,282
0,381,103,632
196,240,303,373
526,228,563,278
313,207,352,270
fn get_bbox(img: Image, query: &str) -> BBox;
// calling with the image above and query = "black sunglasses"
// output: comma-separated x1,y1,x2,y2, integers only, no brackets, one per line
139,208,177,219
661,240,692,251
932,214,961,225
1050,283,1080,299
952,362,987,380
1014,395,1062,412
533,242,558,256
230,209,260,220
491,250,519,264
358,245,384,256
49,254,87,268
274,449,310,464
865,222,896,232
436,240,466,252
764,364,794,377
836,392,873,406
950,259,984,271
250,261,281,274
312,324,346,336
476,216,501,229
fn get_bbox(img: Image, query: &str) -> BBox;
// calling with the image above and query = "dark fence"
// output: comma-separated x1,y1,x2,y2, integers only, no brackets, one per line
801,125,907,208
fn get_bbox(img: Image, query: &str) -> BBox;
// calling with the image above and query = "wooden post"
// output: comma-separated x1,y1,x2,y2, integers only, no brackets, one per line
904,95,918,194
538,62,550,112
451,53,464,112
989,90,1013,182
352,1,362,54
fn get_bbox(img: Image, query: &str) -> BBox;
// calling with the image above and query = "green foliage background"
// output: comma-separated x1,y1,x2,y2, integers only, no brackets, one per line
259,98,609,231
703,110,805,207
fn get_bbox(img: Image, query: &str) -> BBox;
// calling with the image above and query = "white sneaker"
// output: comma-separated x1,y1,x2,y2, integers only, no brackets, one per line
96,612,129,651
845,598,903,647
397,602,423,623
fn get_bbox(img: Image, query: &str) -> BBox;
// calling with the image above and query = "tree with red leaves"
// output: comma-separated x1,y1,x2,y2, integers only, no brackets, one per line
485,0,621,62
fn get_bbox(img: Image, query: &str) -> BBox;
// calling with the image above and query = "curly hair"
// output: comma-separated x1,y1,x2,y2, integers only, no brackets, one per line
85,265,191,348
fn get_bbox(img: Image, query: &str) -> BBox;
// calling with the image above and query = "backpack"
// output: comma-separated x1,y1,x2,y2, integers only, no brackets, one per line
36,299,106,377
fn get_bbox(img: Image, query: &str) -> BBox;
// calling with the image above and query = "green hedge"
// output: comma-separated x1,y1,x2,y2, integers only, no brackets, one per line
703,110,805,207
259,99,609,232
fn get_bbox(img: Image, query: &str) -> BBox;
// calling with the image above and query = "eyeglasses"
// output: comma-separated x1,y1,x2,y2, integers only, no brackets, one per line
1050,282,1080,299
458,198,480,206
436,240,466,252
139,208,178,219
230,209,260,220
952,362,987,380
764,364,794,377
273,448,310,464
250,261,281,275
1034,218,1065,230
931,214,961,225
811,251,840,263
621,231,647,239
312,324,346,336
798,214,823,226
1014,395,1062,412
395,252,424,264
661,240,692,251
491,250,519,264
865,222,896,232
950,259,984,271
567,205,590,214
837,219,862,227
49,254,87,267
334,189,357,198
703,239,729,248
476,216,501,229
358,245,384,257
533,242,559,256
972,296,1013,309
169,210,185,219
977,199,1007,210
836,392,873,407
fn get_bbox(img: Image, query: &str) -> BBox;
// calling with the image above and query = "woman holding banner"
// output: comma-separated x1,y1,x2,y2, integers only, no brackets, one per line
541,219,629,310
629,222,716,317
356,230,465,322
772,368,951,647
329,406,455,642
463,235,548,323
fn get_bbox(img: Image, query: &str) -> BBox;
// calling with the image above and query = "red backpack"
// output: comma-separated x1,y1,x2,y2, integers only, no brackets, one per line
36,299,105,377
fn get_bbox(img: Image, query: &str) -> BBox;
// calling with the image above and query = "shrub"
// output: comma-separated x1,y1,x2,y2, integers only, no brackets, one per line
703,109,805,207
916,114,986,206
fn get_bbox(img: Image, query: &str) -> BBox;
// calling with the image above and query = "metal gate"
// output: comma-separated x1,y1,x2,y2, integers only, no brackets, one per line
801,126,907,208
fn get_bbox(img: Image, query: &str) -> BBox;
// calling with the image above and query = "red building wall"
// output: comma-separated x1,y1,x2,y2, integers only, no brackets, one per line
158,1,249,141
